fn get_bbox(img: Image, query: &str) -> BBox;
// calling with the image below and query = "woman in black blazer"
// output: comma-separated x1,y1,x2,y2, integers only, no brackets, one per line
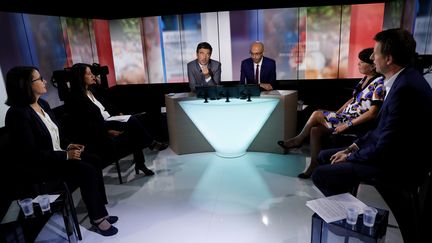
66,63,166,176
5,66,118,236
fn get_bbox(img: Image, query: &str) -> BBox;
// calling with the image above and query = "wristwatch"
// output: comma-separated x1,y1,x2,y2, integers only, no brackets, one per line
347,120,353,127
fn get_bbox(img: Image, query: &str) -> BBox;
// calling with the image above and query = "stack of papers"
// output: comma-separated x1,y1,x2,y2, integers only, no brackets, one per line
306,193,368,223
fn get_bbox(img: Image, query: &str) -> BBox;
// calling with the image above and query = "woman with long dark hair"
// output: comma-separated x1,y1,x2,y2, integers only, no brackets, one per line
5,66,118,236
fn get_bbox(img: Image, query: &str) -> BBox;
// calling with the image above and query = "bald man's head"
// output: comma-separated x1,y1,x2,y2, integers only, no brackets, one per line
250,41,264,63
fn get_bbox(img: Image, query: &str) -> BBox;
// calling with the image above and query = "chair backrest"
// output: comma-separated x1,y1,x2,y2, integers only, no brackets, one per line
418,170,432,218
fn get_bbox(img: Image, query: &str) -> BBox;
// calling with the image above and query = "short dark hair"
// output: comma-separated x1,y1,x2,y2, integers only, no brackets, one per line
374,28,416,67
196,42,212,54
5,66,39,107
358,48,374,64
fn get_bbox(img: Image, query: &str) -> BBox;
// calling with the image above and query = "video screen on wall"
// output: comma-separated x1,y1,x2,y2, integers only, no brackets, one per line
1,0,431,118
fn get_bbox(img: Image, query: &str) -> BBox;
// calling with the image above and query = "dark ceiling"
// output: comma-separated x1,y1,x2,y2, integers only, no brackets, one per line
0,0,387,19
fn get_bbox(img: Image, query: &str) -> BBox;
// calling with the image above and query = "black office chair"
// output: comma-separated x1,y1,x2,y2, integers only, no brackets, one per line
1,127,82,241
31,181,83,241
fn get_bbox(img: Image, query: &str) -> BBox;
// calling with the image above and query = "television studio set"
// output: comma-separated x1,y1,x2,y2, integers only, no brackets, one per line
1,0,432,242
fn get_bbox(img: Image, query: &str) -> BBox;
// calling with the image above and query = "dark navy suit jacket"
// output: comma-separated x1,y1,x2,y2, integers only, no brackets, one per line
5,99,68,167
65,90,153,163
6,99,109,217
240,56,276,86
348,68,432,180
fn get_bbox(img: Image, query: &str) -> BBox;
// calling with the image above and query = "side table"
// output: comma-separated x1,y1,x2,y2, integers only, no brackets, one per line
1,190,80,243
311,208,389,243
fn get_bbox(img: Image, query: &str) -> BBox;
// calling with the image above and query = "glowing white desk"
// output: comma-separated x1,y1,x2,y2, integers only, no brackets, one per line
179,98,278,157
165,90,297,155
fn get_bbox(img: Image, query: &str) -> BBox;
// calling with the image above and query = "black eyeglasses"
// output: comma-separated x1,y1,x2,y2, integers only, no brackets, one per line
32,76,44,82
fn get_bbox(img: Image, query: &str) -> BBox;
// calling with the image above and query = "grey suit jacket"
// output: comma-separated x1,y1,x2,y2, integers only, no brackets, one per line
187,59,221,92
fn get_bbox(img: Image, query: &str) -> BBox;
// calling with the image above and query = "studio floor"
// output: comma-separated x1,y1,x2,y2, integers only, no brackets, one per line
38,148,404,243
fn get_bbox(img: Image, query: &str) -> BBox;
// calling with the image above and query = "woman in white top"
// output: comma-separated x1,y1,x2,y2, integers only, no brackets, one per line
5,66,118,236
66,63,167,176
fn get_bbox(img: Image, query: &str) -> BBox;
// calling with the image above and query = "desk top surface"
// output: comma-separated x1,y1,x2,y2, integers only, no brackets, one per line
166,90,297,100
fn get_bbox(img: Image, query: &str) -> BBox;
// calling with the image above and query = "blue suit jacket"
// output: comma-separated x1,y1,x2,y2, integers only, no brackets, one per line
348,68,432,180
240,56,276,86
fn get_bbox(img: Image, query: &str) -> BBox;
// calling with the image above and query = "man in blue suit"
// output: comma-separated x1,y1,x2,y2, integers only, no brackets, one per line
240,41,276,91
312,28,432,243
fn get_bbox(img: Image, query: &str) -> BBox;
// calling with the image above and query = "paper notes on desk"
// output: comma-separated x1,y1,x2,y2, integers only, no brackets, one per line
33,194,60,204
306,193,368,223
106,115,131,122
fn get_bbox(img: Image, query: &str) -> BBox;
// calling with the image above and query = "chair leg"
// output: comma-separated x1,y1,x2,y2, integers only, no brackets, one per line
63,182,82,240
115,160,123,184
351,184,360,197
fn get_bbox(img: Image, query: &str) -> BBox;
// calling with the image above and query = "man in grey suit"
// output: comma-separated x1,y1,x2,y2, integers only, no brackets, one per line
187,42,221,92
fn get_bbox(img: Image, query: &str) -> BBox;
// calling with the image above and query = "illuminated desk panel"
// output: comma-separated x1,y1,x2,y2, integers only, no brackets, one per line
165,90,297,155
179,98,278,157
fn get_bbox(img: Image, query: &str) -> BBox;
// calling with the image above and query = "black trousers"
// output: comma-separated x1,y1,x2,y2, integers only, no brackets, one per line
67,153,109,220
17,153,109,221
106,115,153,164
311,147,380,197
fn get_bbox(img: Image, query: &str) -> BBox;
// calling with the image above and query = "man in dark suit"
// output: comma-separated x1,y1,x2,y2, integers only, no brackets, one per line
187,42,221,92
312,28,432,243
240,41,276,91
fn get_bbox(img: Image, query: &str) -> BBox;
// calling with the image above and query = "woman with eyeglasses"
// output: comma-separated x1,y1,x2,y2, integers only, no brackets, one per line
5,66,118,237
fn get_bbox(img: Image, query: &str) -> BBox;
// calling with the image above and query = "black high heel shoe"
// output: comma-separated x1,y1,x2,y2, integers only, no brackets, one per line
90,219,118,236
297,172,311,179
135,164,155,176
277,140,302,150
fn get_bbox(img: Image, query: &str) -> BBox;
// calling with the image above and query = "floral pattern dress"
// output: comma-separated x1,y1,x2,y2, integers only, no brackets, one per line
323,75,385,129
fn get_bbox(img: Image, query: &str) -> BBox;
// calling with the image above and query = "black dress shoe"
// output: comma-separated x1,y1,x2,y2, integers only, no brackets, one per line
90,219,118,236
297,172,311,179
135,164,155,176
106,216,118,224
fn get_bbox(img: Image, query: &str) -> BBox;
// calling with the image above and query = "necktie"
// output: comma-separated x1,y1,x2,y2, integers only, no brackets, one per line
255,64,260,83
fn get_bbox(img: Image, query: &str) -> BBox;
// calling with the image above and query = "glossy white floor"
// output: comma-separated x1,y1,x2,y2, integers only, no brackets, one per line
38,148,404,243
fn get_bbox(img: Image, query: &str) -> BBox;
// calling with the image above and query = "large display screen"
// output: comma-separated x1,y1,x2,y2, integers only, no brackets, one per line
1,0,431,119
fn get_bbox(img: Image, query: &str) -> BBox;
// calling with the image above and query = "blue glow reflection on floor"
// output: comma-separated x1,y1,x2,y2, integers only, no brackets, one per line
190,153,273,214
191,152,304,214
179,98,278,157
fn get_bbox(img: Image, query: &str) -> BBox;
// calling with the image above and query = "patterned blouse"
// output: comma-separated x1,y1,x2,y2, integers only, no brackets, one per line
323,75,385,129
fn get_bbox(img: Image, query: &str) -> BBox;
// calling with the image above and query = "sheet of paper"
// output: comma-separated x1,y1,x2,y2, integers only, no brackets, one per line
306,193,368,223
105,115,131,122
33,194,60,204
